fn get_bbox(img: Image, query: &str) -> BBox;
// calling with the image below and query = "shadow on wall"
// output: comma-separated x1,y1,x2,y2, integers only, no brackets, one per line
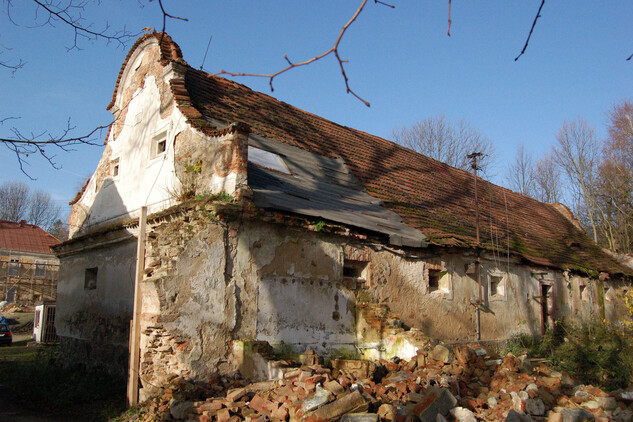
57,182,137,374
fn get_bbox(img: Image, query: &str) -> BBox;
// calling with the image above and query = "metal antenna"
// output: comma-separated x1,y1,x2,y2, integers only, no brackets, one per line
200,35,213,70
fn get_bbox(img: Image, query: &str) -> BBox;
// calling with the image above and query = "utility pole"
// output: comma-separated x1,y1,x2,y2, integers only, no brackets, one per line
467,152,483,341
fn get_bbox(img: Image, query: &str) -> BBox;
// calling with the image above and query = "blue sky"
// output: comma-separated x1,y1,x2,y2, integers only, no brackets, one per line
1,1,632,223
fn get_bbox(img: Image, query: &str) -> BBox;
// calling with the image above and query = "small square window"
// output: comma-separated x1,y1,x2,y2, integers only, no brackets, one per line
491,276,502,295
157,139,166,154
111,158,120,177
428,270,441,292
8,259,19,277
488,274,505,298
428,268,450,294
343,259,369,289
84,267,98,290
151,131,168,159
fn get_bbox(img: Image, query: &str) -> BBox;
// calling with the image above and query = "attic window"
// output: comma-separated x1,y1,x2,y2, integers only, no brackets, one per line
248,146,290,174
111,158,120,177
151,131,168,159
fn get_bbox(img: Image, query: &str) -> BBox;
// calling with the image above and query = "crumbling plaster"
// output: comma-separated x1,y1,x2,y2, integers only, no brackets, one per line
69,37,247,239
56,235,137,372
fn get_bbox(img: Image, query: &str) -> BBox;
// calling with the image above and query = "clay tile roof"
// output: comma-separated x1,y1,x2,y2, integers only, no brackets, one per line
117,34,632,276
0,220,60,255
106,32,184,112
178,68,632,276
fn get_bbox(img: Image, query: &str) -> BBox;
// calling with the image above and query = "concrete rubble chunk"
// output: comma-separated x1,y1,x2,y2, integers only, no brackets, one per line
169,400,194,420
339,413,380,422
301,385,332,412
525,398,545,416
451,406,477,422
595,396,616,411
560,408,595,422
429,345,451,363
504,409,533,421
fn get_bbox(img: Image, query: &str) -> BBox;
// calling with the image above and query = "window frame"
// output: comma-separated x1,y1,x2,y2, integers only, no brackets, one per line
84,267,98,290
8,259,20,277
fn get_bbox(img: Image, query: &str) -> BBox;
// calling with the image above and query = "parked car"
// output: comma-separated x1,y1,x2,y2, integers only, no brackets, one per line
0,323,12,346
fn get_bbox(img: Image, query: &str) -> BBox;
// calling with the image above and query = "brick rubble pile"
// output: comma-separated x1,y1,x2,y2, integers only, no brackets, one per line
129,344,633,422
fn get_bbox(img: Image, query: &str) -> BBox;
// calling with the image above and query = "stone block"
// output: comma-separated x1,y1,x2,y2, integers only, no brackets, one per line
170,400,194,420
450,406,477,422
526,398,545,416
560,408,595,422
429,345,451,363
504,410,532,421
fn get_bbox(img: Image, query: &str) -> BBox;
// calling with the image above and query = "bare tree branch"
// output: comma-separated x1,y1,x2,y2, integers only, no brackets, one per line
515,0,545,61
1,120,111,179
155,0,188,47
212,0,391,107
29,0,138,51
447,0,452,37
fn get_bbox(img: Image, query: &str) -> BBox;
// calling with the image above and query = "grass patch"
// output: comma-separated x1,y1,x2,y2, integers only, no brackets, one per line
0,344,126,421
504,319,633,390
0,345,39,361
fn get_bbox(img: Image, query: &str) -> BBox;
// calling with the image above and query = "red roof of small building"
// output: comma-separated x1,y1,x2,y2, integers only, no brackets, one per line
0,220,60,255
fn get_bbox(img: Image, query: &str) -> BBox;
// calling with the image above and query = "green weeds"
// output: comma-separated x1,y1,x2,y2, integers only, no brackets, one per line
504,319,633,390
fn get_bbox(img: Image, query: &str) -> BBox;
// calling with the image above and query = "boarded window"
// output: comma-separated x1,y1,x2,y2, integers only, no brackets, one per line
84,267,98,290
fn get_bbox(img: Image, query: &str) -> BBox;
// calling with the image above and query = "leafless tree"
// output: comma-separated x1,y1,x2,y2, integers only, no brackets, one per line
533,154,561,203
505,143,535,196
553,119,602,243
27,190,62,230
49,219,69,241
0,181,61,231
0,181,30,222
392,114,495,173
595,100,633,252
